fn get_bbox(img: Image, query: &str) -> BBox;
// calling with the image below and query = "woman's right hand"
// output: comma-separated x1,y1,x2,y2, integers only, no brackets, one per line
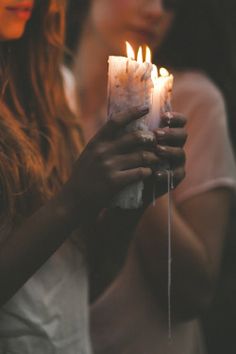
61,106,159,224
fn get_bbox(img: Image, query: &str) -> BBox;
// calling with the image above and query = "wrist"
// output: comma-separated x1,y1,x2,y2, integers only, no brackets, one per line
54,185,100,231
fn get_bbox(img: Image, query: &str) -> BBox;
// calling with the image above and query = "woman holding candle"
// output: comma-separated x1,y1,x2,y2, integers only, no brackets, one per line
65,0,236,353
0,0,187,353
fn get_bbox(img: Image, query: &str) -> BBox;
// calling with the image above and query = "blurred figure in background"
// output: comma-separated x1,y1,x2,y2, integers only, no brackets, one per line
66,0,236,353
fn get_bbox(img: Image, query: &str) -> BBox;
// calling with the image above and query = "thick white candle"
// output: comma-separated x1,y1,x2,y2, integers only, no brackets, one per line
107,44,173,209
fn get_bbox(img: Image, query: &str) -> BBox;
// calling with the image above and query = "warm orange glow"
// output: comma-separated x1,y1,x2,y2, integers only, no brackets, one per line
126,41,135,60
137,46,143,63
145,46,152,63
125,43,170,84
159,67,169,77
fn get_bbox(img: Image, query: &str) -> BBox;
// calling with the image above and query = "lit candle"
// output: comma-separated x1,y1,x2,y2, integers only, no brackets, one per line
147,66,174,130
108,43,174,209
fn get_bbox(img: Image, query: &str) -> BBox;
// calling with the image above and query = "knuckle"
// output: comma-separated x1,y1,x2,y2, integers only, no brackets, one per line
132,130,141,142
94,143,107,158
103,159,114,173
137,167,146,179
139,151,147,164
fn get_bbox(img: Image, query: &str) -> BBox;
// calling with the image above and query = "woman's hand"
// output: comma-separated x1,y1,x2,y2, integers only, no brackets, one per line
61,106,162,224
144,112,187,201
92,111,187,240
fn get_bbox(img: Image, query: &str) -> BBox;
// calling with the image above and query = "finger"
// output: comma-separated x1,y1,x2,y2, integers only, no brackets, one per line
155,127,187,147
159,112,187,128
113,167,152,189
114,151,160,170
154,166,186,189
96,106,149,141
156,145,186,167
110,130,156,154
174,167,186,187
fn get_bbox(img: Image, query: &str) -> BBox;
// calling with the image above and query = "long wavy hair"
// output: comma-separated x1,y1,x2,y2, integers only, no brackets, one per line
0,0,83,228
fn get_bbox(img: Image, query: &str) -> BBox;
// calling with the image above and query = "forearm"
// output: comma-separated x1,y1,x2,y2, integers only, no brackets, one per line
0,191,86,306
134,195,216,319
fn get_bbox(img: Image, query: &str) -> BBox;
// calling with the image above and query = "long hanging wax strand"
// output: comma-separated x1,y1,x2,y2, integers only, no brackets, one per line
152,180,156,206
153,167,173,340
167,168,173,341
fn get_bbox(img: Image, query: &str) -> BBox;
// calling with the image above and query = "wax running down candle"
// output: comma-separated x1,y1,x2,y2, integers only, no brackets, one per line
107,42,174,209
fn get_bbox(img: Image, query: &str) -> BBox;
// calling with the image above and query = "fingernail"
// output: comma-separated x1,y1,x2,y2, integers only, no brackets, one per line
156,129,166,136
157,145,167,154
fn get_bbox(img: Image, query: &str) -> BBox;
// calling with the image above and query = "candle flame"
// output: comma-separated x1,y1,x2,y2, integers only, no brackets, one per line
125,42,170,82
125,42,154,64
126,41,135,60
145,46,152,63
137,46,143,63
160,67,169,77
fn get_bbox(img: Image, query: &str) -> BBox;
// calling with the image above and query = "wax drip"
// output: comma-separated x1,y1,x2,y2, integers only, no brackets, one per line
152,179,156,206
167,168,174,341
152,167,174,340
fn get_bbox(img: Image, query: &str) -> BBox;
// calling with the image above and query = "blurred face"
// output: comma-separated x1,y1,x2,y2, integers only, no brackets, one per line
88,0,175,55
0,0,35,41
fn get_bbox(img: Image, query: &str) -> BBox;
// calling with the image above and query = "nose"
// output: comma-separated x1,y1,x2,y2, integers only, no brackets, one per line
143,0,165,22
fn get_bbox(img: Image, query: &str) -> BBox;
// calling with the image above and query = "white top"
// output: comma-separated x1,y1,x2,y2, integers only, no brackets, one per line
0,68,93,354
0,240,92,354
90,71,236,354
172,71,236,203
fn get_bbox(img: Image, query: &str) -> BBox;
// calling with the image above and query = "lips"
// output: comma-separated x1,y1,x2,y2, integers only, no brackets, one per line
5,2,33,20
130,27,157,39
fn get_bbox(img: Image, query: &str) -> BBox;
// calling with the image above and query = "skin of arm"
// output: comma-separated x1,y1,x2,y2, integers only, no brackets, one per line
132,71,236,321
0,106,158,307
0,191,82,306
134,187,232,320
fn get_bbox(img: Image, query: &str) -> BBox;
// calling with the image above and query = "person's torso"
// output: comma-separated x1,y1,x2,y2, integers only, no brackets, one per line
0,239,92,354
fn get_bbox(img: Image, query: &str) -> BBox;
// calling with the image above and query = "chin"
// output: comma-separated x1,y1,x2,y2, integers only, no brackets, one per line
3,30,25,41
0,23,27,41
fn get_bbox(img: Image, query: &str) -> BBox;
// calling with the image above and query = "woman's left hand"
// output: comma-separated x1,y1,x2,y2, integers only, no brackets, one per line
144,111,187,201
92,111,187,234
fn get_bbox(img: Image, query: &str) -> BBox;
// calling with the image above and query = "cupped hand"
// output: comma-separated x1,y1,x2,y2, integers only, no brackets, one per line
143,112,187,202
61,106,161,222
